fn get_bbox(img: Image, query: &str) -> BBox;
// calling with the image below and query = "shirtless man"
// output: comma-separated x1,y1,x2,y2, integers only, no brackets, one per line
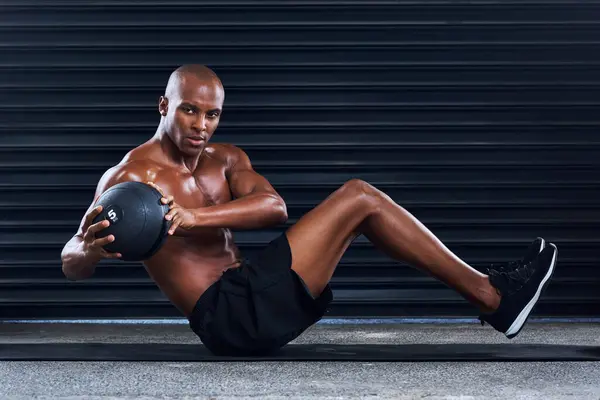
60,65,558,356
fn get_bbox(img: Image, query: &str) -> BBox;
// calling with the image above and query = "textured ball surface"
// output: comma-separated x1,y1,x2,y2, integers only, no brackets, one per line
92,181,170,261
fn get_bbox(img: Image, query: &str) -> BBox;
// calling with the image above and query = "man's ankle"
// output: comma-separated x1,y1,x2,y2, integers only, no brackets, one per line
478,276,502,314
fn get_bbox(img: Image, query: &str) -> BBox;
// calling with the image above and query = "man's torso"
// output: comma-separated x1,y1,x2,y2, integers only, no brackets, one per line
105,140,243,316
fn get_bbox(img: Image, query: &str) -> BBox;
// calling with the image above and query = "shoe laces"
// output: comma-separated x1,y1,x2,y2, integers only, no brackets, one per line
479,261,533,327
487,260,523,274
489,260,535,295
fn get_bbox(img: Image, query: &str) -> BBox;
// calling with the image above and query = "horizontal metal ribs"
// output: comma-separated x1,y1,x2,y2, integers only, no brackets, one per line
0,0,598,318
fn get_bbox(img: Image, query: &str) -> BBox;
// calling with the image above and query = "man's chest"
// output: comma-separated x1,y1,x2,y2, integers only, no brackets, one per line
151,164,233,209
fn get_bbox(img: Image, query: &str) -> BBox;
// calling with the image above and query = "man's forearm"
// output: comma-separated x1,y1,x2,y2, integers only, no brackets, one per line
192,193,287,230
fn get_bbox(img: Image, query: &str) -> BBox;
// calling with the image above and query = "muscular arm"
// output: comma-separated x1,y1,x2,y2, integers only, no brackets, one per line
61,169,113,280
61,164,139,280
191,146,288,230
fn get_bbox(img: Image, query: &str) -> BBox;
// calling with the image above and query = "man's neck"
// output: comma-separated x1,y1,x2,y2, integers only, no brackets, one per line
153,126,204,173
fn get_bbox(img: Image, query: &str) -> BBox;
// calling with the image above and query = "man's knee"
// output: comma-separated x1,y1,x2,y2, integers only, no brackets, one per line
342,178,378,195
340,179,382,207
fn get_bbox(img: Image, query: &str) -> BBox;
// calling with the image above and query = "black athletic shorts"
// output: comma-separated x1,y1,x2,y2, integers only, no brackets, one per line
187,232,334,356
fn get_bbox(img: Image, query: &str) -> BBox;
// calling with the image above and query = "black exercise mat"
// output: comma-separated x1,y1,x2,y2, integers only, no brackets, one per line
1,343,599,361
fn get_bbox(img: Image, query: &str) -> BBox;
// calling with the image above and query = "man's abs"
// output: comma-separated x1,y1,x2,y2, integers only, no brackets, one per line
142,228,242,316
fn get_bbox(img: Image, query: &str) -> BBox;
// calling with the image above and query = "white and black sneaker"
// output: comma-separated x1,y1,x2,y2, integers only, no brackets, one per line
487,237,545,275
479,243,558,339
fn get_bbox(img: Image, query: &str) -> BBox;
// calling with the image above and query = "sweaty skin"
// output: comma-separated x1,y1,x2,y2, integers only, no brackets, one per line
61,65,287,316
63,65,503,319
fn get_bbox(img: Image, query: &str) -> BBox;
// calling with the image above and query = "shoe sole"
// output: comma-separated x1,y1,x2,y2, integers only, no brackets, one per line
538,238,546,253
505,244,557,339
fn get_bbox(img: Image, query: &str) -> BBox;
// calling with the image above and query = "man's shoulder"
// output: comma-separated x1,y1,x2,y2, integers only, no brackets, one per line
114,152,161,174
97,145,165,190
97,159,157,189
205,143,247,167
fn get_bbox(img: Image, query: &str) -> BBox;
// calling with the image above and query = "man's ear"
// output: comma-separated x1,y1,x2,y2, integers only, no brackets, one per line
158,96,169,116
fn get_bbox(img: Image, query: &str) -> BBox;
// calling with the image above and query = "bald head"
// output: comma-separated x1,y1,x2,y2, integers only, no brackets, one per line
158,65,224,154
165,65,223,99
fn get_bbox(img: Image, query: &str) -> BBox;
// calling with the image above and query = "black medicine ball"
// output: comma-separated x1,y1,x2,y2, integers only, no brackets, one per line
92,181,170,261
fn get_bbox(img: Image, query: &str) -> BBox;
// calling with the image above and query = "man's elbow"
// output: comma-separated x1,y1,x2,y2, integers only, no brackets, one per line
267,194,288,223
277,201,288,223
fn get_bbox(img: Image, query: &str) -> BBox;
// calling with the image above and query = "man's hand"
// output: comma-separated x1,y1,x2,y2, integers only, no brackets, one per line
80,205,123,260
147,182,197,235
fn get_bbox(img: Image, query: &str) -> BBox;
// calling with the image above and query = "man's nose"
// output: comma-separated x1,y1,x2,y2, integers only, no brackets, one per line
192,114,207,131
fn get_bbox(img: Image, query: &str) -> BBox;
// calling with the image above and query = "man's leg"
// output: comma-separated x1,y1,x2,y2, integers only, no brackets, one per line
286,179,500,313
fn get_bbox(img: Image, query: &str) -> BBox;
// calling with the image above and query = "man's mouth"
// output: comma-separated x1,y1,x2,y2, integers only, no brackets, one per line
186,136,206,146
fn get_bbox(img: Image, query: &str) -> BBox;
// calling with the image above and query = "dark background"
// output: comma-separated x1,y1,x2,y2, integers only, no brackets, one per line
1,1,599,319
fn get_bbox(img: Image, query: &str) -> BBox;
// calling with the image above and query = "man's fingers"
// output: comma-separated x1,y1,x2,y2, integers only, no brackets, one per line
168,219,180,235
147,181,165,197
102,251,122,259
161,195,174,206
89,220,110,234
93,234,115,248
84,205,103,227
89,205,103,217
165,208,177,220
83,220,110,243
148,182,175,206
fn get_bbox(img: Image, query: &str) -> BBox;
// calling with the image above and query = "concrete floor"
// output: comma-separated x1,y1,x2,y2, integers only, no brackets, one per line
0,319,599,399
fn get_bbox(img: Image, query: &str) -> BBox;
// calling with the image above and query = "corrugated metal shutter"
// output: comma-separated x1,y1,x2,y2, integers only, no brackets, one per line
1,1,599,318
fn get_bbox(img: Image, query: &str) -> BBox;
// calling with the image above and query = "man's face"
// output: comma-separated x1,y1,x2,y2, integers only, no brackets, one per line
159,74,224,156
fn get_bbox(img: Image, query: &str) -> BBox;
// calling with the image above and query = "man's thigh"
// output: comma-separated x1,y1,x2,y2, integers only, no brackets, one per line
285,179,376,296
